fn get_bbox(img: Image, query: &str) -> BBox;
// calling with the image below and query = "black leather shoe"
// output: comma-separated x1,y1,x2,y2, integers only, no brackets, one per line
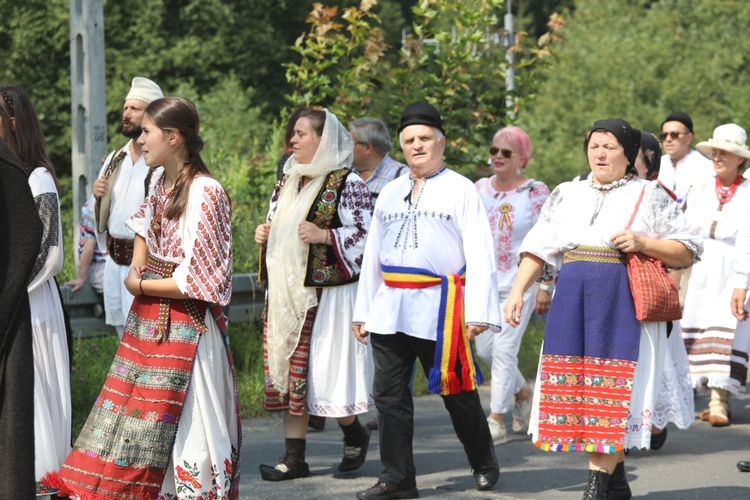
258,461,310,481
472,466,500,491
738,460,750,472
339,428,371,472
650,426,667,450
355,481,419,499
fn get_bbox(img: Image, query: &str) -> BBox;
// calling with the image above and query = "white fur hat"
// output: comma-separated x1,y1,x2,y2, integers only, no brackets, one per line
696,123,750,160
125,77,163,104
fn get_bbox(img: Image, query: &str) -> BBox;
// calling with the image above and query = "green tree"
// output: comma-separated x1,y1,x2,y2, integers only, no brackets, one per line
520,0,750,189
284,0,563,178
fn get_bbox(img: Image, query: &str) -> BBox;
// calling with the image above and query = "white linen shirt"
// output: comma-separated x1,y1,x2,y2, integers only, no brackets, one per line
353,167,501,341
95,140,152,251
657,149,714,206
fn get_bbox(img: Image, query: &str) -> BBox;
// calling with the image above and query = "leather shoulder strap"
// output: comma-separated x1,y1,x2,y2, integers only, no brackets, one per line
95,145,129,234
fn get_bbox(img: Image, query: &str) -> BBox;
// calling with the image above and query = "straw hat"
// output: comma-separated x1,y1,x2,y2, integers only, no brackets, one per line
696,123,750,160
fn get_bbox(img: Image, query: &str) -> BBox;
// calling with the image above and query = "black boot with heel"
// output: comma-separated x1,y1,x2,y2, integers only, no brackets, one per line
582,469,611,500
607,462,632,499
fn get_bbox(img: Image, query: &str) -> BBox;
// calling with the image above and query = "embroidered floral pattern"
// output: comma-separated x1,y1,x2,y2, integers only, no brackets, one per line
31,191,61,281
477,179,550,273
306,170,372,285
535,354,636,452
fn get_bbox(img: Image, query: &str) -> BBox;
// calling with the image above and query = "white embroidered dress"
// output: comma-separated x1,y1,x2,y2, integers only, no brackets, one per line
519,179,701,449
681,175,750,397
28,167,71,480
474,177,550,414
126,170,240,498
265,172,375,417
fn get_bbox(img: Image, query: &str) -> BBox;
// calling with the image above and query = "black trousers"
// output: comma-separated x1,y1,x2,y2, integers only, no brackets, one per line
371,332,497,488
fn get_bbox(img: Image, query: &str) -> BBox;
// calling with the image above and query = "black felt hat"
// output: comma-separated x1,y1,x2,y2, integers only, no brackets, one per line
662,111,693,133
398,101,444,135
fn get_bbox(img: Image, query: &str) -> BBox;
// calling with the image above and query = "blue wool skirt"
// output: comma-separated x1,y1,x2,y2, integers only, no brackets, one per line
536,246,641,453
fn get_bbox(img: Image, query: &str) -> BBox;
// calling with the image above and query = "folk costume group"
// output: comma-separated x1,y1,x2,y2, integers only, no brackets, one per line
12,81,750,500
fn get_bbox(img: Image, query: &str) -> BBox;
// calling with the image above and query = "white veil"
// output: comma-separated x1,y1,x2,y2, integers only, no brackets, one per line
265,109,353,393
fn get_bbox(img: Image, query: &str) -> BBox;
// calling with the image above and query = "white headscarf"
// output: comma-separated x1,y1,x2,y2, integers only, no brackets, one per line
265,109,353,393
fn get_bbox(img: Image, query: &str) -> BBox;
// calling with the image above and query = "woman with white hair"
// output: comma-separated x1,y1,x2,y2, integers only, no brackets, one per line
681,123,750,427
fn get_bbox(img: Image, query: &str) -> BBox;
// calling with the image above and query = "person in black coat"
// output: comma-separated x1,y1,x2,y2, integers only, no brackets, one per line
0,137,43,498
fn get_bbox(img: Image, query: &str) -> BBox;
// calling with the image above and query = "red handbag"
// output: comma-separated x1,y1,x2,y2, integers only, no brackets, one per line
625,182,682,322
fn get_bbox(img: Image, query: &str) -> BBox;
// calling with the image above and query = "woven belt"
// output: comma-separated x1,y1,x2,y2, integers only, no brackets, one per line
144,254,208,341
563,245,626,265
381,264,483,396
107,237,134,266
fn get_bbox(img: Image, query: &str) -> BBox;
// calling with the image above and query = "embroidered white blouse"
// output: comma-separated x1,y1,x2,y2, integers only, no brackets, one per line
519,179,702,272
126,169,233,306
475,177,550,291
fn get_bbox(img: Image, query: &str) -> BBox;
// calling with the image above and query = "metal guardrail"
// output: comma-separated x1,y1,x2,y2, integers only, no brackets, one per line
61,273,265,337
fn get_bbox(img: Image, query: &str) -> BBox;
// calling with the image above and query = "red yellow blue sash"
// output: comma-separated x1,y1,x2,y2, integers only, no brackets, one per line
381,264,484,395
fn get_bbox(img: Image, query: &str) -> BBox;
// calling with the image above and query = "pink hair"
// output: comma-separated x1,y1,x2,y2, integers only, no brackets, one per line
493,125,532,168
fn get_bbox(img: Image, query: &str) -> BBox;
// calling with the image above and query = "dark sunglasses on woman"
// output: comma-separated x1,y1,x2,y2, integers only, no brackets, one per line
489,147,514,159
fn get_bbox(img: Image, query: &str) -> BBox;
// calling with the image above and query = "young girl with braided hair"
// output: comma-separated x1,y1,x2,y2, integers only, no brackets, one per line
44,96,241,499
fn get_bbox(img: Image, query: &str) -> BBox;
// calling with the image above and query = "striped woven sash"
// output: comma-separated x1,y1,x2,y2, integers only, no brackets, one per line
381,264,483,395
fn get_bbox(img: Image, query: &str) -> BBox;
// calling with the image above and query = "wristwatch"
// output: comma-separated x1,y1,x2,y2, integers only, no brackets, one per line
539,283,554,294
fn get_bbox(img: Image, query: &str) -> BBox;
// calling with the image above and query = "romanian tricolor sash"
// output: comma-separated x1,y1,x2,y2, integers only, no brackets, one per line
381,264,483,395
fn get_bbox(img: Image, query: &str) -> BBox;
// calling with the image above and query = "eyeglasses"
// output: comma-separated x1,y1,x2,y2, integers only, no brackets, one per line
489,147,514,159
659,131,688,141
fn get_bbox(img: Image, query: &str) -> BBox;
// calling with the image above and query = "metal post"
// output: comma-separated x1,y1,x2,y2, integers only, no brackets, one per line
69,0,107,264
504,0,515,119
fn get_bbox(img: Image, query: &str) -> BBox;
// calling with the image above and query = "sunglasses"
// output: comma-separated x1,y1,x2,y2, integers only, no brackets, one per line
659,131,687,141
489,147,514,159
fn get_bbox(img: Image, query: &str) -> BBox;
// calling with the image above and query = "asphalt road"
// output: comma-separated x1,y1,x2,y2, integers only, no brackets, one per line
238,386,750,499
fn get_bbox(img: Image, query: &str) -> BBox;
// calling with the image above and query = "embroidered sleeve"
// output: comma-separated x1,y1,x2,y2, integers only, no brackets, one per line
518,184,567,273
28,192,61,286
539,184,565,225
330,175,373,276
642,182,702,264
173,181,233,305
529,181,551,223
27,171,64,293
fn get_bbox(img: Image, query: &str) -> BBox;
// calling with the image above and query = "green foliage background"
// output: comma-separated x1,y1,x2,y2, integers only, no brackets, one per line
6,0,750,278
520,0,750,188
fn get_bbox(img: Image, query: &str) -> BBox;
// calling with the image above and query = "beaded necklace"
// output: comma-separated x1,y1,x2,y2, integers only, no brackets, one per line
588,172,636,191
715,175,743,205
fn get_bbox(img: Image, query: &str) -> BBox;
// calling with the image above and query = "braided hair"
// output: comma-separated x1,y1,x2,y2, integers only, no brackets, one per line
144,96,220,220
0,85,57,181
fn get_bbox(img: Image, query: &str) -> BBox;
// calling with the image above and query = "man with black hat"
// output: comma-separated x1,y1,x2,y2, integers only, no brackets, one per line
353,101,502,498
657,111,713,205
93,77,163,338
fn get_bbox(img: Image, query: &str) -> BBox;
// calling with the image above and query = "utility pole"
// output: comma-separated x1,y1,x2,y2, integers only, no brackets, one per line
504,0,515,119
69,0,107,263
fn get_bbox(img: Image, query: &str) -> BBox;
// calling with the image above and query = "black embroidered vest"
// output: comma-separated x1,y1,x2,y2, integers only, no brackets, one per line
303,168,358,287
